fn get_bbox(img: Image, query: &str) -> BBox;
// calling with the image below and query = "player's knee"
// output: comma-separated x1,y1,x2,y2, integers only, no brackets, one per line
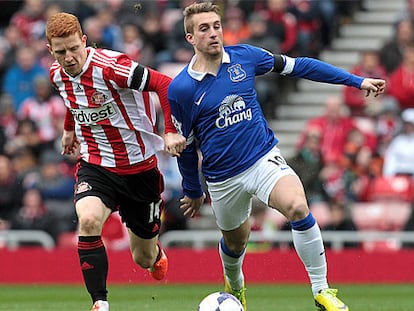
78,215,103,235
284,200,309,222
225,239,248,256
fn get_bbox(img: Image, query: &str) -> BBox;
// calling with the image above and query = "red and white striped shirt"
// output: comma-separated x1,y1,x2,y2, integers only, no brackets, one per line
50,47,170,174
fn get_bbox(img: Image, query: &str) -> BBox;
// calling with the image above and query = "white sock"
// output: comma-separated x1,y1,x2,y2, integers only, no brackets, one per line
291,223,328,296
219,241,245,290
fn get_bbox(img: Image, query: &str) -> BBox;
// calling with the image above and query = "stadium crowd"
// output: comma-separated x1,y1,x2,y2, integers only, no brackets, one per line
0,0,413,250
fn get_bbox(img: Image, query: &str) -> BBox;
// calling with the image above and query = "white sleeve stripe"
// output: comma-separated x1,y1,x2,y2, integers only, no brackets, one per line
280,55,295,75
139,67,149,91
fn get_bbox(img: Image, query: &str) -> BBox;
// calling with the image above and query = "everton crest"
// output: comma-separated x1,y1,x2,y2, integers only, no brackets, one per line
227,64,246,82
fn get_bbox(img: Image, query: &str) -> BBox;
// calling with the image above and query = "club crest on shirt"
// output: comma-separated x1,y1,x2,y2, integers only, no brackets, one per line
91,91,108,105
227,64,246,82
75,181,92,194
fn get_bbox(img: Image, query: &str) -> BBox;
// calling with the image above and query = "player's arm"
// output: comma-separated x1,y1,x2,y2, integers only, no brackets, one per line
61,108,79,155
130,64,186,155
168,87,204,203
272,55,386,96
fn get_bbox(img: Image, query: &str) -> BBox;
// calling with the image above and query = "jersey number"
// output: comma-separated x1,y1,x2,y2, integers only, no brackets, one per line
268,155,286,166
148,200,162,223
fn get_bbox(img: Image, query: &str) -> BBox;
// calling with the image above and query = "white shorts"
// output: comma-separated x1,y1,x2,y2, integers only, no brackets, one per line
206,146,297,231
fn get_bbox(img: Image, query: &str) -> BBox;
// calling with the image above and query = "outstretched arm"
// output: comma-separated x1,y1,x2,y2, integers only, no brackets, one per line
274,55,386,94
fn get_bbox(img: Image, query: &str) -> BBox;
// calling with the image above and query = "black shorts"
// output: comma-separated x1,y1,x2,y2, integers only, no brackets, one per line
74,160,165,239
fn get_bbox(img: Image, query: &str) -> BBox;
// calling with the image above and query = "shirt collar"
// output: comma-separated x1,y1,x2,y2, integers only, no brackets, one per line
187,49,230,81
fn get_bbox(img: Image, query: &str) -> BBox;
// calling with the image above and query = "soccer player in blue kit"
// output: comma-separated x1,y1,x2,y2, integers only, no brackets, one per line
168,2,386,311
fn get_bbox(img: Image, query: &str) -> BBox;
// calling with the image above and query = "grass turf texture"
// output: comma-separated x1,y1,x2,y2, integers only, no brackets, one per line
0,283,411,311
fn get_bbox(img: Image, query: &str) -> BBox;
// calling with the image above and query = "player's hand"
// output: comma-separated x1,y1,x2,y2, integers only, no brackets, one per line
360,78,386,97
61,130,80,155
180,193,206,218
164,132,186,157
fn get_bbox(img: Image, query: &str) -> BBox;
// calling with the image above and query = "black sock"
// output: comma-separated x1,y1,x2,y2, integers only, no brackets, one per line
78,236,108,302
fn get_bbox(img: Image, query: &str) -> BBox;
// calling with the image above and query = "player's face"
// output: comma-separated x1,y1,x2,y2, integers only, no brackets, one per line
186,12,223,57
48,33,88,77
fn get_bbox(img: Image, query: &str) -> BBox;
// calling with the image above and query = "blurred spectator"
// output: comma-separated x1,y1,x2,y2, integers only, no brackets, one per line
249,198,286,250
157,0,194,65
4,118,41,158
297,95,356,163
262,0,297,55
315,0,337,48
344,50,388,117
32,2,63,72
83,15,109,49
120,23,155,67
141,12,169,65
10,188,63,244
0,154,23,230
18,75,66,149
340,128,376,202
96,6,123,51
35,149,75,201
380,19,414,74
222,6,251,46
288,0,321,57
157,150,187,234
10,145,39,191
9,0,47,44
324,200,359,248
71,0,101,24
387,41,414,110
33,149,76,233
0,93,18,145
374,96,402,156
0,25,24,73
325,201,356,231
288,126,327,204
242,11,280,119
382,108,414,177
2,45,48,111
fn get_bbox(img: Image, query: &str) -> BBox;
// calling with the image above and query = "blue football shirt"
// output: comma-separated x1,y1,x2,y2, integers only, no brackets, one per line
168,44,363,198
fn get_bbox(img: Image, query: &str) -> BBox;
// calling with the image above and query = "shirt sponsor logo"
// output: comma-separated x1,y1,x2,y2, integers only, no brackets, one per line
70,102,117,125
215,95,252,129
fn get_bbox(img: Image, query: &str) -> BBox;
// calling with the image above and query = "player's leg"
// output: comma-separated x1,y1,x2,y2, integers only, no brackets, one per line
252,146,348,310
128,231,168,280
207,178,251,311
269,174,328,292
121,168,167,280
75,160,121,310
220,222,249,310
76,196,112,311
268,174,349,311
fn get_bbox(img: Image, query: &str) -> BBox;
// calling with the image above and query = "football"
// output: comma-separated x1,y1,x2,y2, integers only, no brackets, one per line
198,291,244,311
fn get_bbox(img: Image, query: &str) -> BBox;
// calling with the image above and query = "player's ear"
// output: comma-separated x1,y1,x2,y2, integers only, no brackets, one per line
185,33,194,45
46,44,53,55
81,34,87,46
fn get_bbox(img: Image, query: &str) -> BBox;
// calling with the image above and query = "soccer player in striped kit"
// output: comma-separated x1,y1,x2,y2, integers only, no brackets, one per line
46,12,186,311
168,2,386,311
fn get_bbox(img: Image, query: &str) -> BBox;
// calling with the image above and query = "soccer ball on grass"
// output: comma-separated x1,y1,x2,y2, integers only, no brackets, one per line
198,291,244,311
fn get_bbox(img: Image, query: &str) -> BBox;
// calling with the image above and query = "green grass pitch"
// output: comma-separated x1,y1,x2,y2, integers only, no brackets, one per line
0,283,412,310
